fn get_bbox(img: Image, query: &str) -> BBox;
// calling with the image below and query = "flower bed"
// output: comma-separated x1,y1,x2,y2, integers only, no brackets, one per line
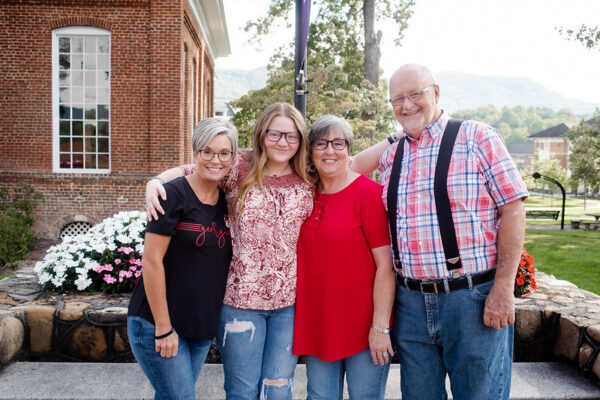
34,211,145,294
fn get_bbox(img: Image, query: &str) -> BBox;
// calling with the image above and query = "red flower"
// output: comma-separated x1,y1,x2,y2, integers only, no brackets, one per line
516,276,525,286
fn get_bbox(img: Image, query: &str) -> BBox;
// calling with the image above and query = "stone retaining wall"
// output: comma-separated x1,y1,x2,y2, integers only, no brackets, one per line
2,266,600,380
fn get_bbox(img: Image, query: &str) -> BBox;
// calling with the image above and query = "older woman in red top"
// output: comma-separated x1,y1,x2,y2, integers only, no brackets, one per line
294,115,396,399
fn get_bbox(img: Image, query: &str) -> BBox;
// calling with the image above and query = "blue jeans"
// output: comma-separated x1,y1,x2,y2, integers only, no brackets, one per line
305,348,390,400
216,304,298,400
128,316,212,400
392,278,513,400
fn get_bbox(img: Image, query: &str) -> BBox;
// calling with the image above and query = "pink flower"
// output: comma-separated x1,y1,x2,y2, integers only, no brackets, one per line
134,270,142,278
114,259,121,265
119,270,127,278
103,274,117,284
118,247,134,255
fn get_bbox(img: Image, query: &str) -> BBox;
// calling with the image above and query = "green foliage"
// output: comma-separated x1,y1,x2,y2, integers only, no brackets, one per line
233,0,414,152
532,158,568,189
452,105,580,143
567,113,600,189
558,24,600,51
0,184,43,267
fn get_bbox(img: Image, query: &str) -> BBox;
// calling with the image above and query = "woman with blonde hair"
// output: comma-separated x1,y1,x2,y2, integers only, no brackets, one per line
145,103,314,400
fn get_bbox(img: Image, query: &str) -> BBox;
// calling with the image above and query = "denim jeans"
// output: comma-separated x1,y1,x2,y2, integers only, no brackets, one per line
128,316,212,400
216,304,298,400
392,278,513,400
305,348,390,400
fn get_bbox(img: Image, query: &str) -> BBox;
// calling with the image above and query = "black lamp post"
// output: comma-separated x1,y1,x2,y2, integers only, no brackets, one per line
532,172,566,230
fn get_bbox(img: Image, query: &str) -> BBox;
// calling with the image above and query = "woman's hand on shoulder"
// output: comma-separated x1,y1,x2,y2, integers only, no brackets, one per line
146,179,166,221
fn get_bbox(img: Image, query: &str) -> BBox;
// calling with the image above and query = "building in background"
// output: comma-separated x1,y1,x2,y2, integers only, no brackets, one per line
529,123,570,170
0,0,230,239
507,141,535,173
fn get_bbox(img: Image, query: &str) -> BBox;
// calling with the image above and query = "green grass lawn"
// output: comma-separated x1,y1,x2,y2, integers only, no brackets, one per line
0,274,10,281
525,194,600,226
525,229,600,294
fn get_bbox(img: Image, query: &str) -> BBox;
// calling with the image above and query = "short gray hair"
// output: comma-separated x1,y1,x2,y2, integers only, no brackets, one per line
192,118,238,153
308,115,354,153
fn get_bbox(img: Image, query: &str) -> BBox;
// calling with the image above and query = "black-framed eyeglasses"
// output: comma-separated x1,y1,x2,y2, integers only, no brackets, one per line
389,84,435,107
265,129,300,144
313,138,348,151
199,149,233,162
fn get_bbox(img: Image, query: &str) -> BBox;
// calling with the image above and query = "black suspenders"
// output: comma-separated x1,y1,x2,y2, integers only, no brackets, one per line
386,119,463,275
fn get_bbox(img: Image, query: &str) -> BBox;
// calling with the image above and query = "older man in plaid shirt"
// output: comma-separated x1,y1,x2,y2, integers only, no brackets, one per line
377,64,528,400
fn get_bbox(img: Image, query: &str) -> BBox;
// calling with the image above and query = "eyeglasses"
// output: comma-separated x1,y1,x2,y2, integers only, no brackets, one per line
389,84,435,107
313,138,348,151
265,129,300,144
198,149,233,162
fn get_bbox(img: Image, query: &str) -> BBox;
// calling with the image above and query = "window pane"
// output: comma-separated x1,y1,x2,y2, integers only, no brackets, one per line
98,138,109,152
59,54,70,70
72,54,83,70
60,121,70,136
85,154,97,169
98,71,109,87
59,105,70,119
97,122,109,137
85,138,97,152
97,105,109,120
84,105,96,120
60,154,71,168
84,54,96,70
59,71,69,86
72,106,83,120
72,154,84,168
72,138,83,152
98,154,109,169
59,87,69,103
85,88,95,103
97,54,109,70
72,71,83,86
72,37,83,53
85,71,96,86
97,88,109,104
85,122,96,136
60,138,71,152
84,37,95,53
72,87,83,103
72,121,83,136
59,37,70,53
97,37,109,53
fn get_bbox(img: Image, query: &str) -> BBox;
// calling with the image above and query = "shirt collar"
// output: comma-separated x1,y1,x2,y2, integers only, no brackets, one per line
402,110,450,141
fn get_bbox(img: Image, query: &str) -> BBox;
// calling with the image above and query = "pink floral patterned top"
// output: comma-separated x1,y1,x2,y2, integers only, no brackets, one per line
180,155,313,310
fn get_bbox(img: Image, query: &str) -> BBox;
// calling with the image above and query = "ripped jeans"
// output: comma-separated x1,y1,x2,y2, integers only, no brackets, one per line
216,304,298,400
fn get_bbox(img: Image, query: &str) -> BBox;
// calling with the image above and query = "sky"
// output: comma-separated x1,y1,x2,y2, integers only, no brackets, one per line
216,0,600,105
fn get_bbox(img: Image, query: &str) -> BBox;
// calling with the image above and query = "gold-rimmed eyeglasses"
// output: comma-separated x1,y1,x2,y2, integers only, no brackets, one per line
389,84,435,107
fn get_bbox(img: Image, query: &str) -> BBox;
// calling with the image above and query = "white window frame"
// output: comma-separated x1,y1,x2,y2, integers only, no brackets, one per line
52,26,111,173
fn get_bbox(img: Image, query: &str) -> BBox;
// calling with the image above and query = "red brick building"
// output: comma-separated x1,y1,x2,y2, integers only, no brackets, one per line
0,0,230,238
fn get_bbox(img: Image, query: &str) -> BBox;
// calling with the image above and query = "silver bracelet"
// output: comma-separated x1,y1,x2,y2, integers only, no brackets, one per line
371,324,390,334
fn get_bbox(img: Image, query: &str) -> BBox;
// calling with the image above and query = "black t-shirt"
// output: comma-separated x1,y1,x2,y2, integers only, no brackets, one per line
128,176,232,340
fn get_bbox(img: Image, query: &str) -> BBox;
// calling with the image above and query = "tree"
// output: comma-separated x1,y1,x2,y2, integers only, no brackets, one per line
567,114,600,190
232,0,414,152
559,25,600,51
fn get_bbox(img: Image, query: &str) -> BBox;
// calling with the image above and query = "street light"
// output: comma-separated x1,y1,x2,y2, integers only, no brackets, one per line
532,172,566,230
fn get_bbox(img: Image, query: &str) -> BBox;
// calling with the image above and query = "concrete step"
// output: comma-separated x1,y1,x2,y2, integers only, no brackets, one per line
0,362,599,399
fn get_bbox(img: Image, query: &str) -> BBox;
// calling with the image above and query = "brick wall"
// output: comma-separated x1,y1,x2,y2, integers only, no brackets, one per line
0,0,216,238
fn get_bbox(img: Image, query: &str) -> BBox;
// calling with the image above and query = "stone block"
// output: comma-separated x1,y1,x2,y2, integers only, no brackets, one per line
553,316,582,361
69,324,107,361
578,342,595,368
88,307,128,324
515,307,543,342
587,324,600,343
15,306,55,353
594,357,600,380
114,327,130,353
0,316,24,365
58,302,90,321
553,296,575,306
31,292,58,306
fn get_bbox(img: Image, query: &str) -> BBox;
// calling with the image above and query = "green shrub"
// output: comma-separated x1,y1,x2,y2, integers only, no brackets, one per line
0,184,43,267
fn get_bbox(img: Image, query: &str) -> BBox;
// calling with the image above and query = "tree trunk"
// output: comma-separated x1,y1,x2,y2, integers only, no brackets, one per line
363,0,381,87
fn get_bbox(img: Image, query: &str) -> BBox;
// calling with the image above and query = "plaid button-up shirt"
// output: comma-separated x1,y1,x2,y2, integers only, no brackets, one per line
379,112,528,280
